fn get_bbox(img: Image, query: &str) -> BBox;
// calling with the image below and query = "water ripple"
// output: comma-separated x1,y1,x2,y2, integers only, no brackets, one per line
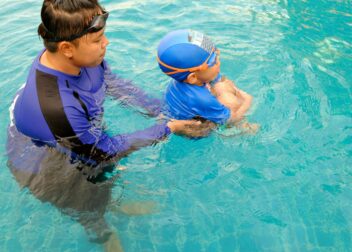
1,1,352,251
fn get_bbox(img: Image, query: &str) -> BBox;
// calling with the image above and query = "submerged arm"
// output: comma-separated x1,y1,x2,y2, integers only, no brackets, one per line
104,63,162,117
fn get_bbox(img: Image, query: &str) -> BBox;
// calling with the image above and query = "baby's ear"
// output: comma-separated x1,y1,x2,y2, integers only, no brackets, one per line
185,73,198,85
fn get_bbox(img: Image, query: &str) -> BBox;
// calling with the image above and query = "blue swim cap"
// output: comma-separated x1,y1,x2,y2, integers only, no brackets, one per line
157,29,216,82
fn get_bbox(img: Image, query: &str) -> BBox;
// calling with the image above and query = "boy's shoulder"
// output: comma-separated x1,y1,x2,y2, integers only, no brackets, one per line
167,79,209,94
166,79,219,106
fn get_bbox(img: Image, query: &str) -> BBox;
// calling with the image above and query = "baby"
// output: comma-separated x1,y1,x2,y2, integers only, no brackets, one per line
157,29,257,132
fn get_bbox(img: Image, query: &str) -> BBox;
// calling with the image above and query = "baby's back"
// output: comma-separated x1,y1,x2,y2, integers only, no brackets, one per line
164,79,230,124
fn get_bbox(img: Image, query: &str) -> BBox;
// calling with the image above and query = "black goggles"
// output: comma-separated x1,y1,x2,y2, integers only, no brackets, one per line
44,10,109,42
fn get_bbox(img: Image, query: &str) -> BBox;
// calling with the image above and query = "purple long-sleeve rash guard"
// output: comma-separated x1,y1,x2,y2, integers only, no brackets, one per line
13,50,170,165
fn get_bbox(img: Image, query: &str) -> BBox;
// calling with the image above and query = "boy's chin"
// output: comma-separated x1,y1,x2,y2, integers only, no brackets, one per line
88,59,104,68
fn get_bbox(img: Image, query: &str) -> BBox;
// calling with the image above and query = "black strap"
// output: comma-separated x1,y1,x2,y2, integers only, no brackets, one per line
36,70,111,163
65,80,89,120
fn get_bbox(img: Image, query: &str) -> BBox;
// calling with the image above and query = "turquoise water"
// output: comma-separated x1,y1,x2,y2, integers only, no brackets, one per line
1,0,351,251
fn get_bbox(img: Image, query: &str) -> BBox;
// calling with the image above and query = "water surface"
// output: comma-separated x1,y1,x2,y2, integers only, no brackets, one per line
0,0,351,251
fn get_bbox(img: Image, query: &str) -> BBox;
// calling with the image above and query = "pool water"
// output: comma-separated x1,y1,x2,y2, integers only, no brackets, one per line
1,0,351,251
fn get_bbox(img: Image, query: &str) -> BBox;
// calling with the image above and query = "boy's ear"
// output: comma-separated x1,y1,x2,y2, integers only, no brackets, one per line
185,73,199,85
58,42,74,59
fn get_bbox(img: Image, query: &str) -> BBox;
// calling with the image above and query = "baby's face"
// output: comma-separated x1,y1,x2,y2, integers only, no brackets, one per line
195,50,221,83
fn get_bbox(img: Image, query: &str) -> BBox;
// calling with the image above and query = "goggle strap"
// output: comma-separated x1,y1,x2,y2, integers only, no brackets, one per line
41,10,109,42
165,69,186,75
156,47,215,75
156,55,187,72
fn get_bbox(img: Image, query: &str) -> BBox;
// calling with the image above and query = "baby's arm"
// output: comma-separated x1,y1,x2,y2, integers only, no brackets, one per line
229,88,252,122
212,78,252,123
212,78,259,133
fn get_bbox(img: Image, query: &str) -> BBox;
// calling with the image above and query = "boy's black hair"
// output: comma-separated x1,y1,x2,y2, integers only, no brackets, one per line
38,0,103,52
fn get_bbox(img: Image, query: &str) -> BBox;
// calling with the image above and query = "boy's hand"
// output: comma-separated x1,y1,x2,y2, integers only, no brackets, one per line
167,119,216,138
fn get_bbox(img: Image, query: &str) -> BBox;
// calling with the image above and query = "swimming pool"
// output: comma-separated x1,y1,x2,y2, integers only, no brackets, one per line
1,0,351,251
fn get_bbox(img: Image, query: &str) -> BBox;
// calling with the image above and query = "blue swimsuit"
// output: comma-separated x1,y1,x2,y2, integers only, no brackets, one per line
164,79,230,124
12,50,170,167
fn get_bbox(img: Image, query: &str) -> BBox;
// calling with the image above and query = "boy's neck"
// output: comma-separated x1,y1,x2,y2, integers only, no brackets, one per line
40,50,81,76
182,80,204,86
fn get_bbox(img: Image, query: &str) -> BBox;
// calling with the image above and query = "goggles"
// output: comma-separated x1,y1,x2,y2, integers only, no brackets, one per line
43,10,109,42
157,47,218,75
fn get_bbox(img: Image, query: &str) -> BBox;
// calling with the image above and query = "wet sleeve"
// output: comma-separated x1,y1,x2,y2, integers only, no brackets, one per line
62,105,171,163
103,61,162,117
191,91,231,125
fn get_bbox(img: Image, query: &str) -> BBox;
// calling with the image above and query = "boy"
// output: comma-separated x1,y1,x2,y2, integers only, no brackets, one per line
157,29,258,132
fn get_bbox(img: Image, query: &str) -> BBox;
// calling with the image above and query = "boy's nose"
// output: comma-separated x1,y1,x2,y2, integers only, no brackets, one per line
102,35,109,48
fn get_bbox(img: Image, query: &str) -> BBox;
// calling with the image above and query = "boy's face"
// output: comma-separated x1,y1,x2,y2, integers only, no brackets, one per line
195,50,220,83
70,29,109,67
